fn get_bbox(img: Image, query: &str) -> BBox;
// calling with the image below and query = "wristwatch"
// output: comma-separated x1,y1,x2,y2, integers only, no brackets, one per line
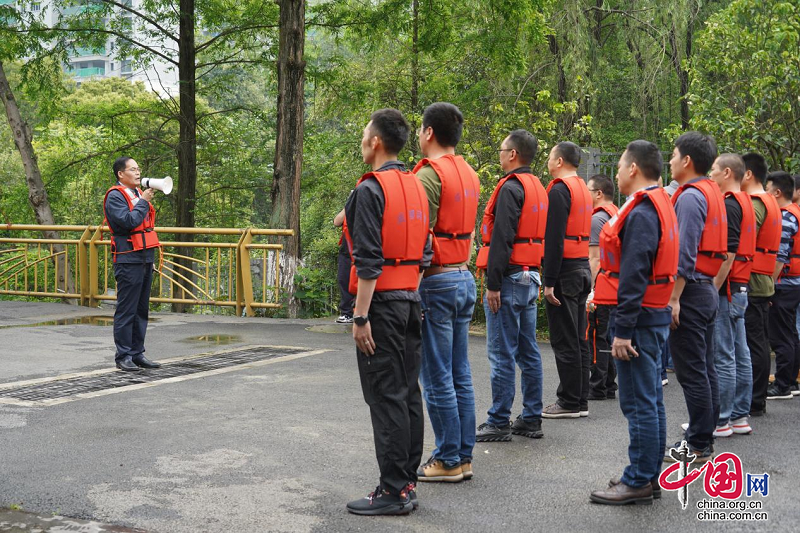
353,315,369,326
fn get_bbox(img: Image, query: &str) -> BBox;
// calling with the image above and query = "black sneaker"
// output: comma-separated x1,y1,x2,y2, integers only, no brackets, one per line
606,391,616,400
766,384,793,400
406,482,418,510
510,415,543,439
790,383,800,397
346,486,413,516
475,422,512,442
750,405,766,417
587,391,607,401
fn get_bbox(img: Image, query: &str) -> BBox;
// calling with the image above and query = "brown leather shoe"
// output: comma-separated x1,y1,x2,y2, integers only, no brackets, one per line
590,481,653,505
608,478,661,499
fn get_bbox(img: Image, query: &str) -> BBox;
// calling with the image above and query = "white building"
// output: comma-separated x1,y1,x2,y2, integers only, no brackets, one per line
3,0,179,95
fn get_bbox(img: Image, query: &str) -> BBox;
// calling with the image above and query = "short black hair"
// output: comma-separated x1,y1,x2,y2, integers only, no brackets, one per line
422,102,463,148
369,108,410,155
743,153,769,185
553,141,582,168
588,174,614,200
674,131,717,175
716,153,746,182
113,156,133,181
622,140,663,181
766,171,794,199
505,129,538,165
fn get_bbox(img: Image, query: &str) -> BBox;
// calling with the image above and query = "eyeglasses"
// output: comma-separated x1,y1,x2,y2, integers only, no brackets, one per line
497,149,515,153
588,188,601,193
124,167,141,173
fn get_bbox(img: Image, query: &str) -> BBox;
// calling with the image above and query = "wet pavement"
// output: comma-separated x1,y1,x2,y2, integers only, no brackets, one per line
0,300,798,532
0,508,146,532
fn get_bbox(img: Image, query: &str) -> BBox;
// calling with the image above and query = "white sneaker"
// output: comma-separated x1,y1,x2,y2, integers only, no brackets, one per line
336,315,353,324
662,378,669,386
731,417,753,435
680,422,689,431
713,424,733,438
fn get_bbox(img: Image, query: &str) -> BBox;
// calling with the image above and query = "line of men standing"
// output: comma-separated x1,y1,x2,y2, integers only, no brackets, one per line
339,105,800,515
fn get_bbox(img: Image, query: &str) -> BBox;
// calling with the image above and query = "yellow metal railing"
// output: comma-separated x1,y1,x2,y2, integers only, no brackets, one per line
0,225,293,316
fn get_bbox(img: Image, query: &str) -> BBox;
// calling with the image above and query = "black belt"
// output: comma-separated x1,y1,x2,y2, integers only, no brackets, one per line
686,278,713,285
699,251,727,260
383,259,421,266
433,232,471,240
734,255,752,262
513,238,543,244
604,271,673,285
756,247,777,254
564,235,587,242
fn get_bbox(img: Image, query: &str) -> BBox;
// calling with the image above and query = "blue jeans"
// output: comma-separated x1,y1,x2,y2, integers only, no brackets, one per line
661,341,672,380
484,271,543,426
613,323,668,488
713,291,752,424
420,270,477,466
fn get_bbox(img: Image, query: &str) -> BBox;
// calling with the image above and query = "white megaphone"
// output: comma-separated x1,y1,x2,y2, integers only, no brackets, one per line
141,176,173,195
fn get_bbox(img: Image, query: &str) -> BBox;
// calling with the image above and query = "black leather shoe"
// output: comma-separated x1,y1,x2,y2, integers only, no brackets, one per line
116,356,141,372
132,355,161,369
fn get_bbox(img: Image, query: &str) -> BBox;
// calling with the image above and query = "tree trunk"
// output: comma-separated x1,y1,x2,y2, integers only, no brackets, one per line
411,0,419,113
173,0,197,312
0,61,77,303
668,24,690,130
271,0,305,318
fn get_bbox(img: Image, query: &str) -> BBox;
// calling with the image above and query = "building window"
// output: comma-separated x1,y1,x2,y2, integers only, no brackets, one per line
110,62,114,71
121,60,132,74
32,2,41,11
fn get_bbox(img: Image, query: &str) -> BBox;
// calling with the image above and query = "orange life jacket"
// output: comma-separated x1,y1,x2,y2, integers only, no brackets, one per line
781,203,800,278
751,193,782,276
546,175,592,259
413,154,480,265
594,187,679,308
593,203,619,220
476,173,548,270
727,191,756,284
343,169,429,294
672,178,728,277
103,185,161,262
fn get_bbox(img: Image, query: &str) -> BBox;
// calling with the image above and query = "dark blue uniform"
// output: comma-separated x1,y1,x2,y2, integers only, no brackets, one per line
104,184,155,363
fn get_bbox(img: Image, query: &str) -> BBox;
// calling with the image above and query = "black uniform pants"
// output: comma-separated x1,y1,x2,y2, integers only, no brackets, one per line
546,267,592,410
745,296,771,412
113,262,153,362
337,247,354,316
357,299,424,496
588,304,617,396
669,282,719,450
768,285,800,390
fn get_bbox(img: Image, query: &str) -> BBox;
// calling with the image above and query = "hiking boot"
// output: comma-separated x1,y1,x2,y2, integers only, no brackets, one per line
417,457,464,483
460,460,473,480
731,417,753,435
542,402,580,419
406,482,418,510
346,486,412,516
766,384,793,400
511,415,543,438
475,422,512,442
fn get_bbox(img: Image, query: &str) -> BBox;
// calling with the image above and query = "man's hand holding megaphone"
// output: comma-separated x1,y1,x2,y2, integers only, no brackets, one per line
140,187,156,202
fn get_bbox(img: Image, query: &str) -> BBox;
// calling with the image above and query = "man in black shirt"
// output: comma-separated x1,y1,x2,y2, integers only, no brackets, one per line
343,109,431,516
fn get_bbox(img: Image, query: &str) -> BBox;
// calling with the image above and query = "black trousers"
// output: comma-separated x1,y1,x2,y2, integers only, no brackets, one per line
113,262,153,362
546,267,592,410
357,299,424,496
768,285,800,390
588,304,617,396
746,296,771,412
669,282,719,450
337,248,354,316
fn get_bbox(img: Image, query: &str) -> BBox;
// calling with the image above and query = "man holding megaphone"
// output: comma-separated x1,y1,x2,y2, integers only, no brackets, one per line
103,156,163,372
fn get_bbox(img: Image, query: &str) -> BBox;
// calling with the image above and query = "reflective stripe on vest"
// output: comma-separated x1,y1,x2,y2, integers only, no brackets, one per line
727,191,756,284
593,187,679,308
343,169,429,294
546,176,592,259
103,185,161,262
672,178,728,277
751,193,782,276
476,173,548,270
413,155,480,265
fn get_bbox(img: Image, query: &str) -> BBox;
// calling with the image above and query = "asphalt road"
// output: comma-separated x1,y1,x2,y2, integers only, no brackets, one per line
0,301,797,532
